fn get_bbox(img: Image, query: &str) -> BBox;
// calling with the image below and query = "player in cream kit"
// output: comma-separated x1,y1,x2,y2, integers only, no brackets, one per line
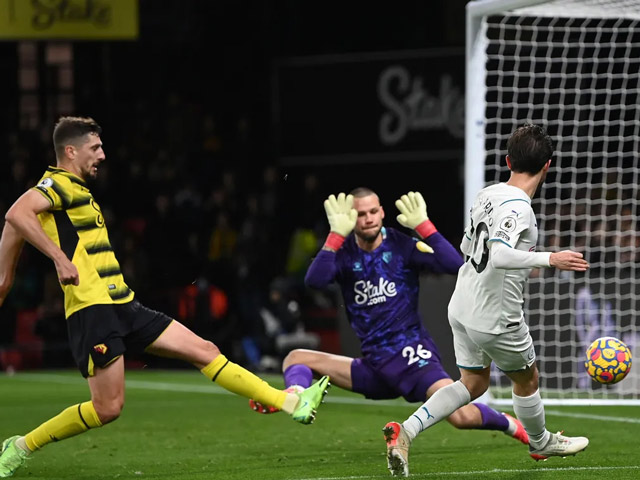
384,124,591,476
449,181,546,337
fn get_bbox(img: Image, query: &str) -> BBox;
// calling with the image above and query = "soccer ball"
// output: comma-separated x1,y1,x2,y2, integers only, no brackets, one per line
584,336,632,384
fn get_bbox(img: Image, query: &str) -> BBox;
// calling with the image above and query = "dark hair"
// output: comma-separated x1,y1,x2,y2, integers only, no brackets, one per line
506,123,554,174
349,187,378,198
53,116,102,158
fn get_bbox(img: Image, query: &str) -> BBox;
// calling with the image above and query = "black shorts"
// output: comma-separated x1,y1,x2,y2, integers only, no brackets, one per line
67,300,173,378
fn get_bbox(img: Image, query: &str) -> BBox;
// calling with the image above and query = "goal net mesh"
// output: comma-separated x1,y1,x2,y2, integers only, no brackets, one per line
472,0,640,403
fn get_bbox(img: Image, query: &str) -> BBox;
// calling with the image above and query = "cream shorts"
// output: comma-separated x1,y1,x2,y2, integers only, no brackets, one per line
449,316,536,372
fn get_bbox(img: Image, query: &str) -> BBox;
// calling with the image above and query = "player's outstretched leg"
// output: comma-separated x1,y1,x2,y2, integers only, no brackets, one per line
468,403,529,445
0,436,29,478
529,432,589,461
382,422,410,477
249,385,304,414
291,375,330,424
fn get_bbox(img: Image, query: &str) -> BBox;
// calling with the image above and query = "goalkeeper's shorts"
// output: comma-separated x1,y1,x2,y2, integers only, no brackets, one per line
351,335,449,403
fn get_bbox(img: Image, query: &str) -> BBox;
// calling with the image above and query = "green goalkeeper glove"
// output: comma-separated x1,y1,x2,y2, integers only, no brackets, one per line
323,193,357,251
324,193,357,236
395,191,437,238
395,191,428,228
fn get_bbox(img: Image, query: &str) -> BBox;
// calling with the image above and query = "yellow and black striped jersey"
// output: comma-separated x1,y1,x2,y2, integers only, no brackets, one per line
33,166,135,317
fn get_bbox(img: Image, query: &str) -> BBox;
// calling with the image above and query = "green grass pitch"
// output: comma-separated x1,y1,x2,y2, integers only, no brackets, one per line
1,370,639,479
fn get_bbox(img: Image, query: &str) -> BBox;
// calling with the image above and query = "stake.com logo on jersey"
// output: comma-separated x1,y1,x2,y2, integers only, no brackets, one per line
354,278,397,306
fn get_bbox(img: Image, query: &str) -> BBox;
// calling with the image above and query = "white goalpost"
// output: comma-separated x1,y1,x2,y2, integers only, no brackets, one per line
466,0,640,405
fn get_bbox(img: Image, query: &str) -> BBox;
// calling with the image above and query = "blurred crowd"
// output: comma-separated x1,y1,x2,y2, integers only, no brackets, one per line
0,103,336,373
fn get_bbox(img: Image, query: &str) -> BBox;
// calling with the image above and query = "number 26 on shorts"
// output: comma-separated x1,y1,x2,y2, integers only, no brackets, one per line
402,343,432,366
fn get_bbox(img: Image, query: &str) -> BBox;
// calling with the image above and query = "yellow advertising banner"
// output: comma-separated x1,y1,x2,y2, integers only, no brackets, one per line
0,0,138,40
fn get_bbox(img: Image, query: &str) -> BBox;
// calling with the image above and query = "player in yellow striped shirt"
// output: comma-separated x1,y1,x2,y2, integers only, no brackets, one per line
0,116,330,478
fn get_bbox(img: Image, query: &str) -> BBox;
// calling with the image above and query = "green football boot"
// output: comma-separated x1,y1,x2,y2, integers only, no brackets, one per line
0,436,29,478
292,375,330,424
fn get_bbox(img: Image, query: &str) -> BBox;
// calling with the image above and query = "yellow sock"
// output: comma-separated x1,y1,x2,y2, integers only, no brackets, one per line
25,401,103,451
201,354,289,411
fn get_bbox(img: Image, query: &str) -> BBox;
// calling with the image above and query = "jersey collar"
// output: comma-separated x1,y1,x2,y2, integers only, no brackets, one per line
47,166,88,187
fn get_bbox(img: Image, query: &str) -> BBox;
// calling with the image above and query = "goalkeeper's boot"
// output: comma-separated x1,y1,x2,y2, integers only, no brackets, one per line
382,421,410,477
0,436,29,478
529,431,589,461
292,375,330,424
504,413,529,445
249,385,304,414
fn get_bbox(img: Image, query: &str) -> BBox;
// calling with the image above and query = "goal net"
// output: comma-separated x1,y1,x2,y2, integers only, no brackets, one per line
466,0,640,405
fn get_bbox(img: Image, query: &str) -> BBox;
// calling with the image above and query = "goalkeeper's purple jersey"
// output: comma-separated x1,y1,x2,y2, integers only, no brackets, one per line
305,227,463,365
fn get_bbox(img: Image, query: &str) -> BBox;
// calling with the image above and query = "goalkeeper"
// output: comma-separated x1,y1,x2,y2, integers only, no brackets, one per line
249,188,529,461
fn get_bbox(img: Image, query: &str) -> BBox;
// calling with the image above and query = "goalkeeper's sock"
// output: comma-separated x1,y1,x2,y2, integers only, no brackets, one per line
402,381,470,441
472,403,509,431
512,389,550,448
283,364,313,389
201,354,289,411
24,401,103,451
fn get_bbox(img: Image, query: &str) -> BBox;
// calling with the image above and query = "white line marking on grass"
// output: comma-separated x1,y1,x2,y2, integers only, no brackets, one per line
294,465,640,480
9,373,407,405
10,373,640,424
545,409,640,424
11,373,234,394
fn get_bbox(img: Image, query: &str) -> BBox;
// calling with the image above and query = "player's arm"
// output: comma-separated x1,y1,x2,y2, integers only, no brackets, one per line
5,190,79,285
396,191,463,273
0,222,25,307
305,250,340,289
305,192,356,289
407,232,463,274
489,241,589,271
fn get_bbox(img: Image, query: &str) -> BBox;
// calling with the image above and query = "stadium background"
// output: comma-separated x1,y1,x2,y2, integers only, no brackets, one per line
0,1,468,375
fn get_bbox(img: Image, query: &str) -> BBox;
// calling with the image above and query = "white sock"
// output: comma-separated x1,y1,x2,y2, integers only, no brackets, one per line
512,390,550,448
15,436,32,454
281,393,299,415
285,385,305,393
402,381,471,441
504,414,517,436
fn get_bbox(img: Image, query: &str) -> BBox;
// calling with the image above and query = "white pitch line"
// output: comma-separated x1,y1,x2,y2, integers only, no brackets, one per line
7,373,640,423
7,373,406,406
545,409,640,424
294,465,640,480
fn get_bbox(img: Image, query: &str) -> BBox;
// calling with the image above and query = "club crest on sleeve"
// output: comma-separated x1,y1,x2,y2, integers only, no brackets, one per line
499,216,517,232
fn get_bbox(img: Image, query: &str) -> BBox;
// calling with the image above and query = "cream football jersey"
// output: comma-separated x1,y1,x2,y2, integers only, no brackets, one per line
448,183,539,334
